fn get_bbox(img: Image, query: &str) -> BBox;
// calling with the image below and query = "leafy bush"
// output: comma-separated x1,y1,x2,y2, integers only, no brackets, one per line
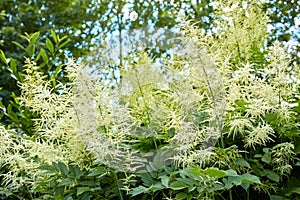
0,0,300,199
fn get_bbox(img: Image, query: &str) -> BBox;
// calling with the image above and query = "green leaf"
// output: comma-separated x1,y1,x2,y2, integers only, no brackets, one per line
176,178,197,187
12,41,26,51
141,173,156,187
40,48,48,63
46,38,54,53
87,168,106,177
57,178,75,187
262,152,272,164
235,158,250,168
175,192,188,200
203,167,228,179
223,176,242,189
261,169,280,182
270,195,286,200
182,166,202,179
51,29,58,44
0,49,7,65
58,39,71,49
57,161,69,175
170,180,189,190
28,44,35,58
55,64,63,76
129,186,149,196
9,58,17,73
286,187,300,195
149,183,164,192
77,187,90,196
29,32,40,46
161,175,169,187
240,174,261,184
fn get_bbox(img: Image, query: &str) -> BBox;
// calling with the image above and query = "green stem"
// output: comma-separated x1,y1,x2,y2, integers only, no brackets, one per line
114,171,123,200
229,189,233,200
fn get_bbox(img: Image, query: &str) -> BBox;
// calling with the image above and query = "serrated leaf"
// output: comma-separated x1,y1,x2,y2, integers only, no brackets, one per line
46,38,54,53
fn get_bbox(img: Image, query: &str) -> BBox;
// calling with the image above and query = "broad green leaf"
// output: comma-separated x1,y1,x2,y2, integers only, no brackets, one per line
73,165,83,179
262,169,280,182
176,177,197,186
170,180,189,190
182,166,202,179
149,183,164,192
234,158,250,168
203,167,228,179
241,183,250,191
161,175,169,187
46,38,54,53
175,192,188,200
262,152,272,164
141,172,156,187
240,174,261,184
224,169,238,176
129,186,149,196
57,161,69,175
223,176,242,189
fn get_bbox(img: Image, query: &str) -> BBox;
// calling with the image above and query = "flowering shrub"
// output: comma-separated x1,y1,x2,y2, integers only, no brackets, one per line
0,0,299,199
